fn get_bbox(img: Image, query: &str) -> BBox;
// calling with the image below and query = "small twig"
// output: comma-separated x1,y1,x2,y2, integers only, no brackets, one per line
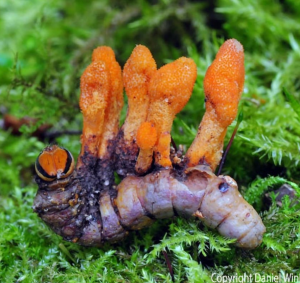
217,111,243,176
170,136,178,152
162,250,175,282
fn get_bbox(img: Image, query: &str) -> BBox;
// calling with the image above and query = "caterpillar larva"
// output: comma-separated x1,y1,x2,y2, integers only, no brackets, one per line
33,39,266,249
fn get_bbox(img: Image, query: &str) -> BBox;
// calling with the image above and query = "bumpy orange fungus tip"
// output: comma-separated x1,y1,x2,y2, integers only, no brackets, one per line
79,61,110,116
92,46,115,63
91,46,123,99
123,45,157,100
204,39,245,127
149,57,197,114
127,45,157,73
136,122,157,150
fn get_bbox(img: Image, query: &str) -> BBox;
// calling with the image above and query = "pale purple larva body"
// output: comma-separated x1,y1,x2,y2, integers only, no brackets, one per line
33,164,265,249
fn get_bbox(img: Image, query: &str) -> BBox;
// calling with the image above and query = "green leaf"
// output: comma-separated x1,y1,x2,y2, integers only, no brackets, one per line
283,88,300,118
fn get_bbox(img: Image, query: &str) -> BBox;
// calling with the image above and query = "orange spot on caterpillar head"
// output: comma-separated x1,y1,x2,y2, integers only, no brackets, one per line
38,150,57,178
36,145,74,181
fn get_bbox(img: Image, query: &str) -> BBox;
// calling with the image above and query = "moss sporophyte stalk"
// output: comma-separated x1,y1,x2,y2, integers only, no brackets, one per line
33,39,265,248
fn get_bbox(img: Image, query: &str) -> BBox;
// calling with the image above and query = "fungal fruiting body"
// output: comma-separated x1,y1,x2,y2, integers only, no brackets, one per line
33,40,266,249
186,39,245,171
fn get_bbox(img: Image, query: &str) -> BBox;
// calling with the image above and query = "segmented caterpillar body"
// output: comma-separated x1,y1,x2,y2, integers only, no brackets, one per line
34,161,265,248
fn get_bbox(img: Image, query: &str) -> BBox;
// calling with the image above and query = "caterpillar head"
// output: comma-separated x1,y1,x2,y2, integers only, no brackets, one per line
35,145,75,182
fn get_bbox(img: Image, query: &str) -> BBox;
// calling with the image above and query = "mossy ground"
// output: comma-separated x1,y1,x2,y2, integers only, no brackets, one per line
1,1,300,282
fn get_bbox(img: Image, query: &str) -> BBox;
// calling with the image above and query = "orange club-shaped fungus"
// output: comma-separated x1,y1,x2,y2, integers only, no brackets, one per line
185,39,245,171
122,45,157,141
145,57,197,168
92,47,124,160
78,46,123,168
114,45,157,176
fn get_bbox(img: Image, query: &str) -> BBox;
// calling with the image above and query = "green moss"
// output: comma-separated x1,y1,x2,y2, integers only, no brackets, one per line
1,0,300,282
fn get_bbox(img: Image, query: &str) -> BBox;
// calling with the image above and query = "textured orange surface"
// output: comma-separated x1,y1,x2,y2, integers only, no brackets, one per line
79,46,123,161
92,47,123,158
122,45,157,141
92,46,123,107
204,39,245,127
149,57,197,115
79,61,110,128
136,122,157,150
78,40,243,171
155,132,172,167
147,56,197,135
92,46,123,109
186,39,245,170
92,46,115,63
79,59,110,159
147,57,197,167
123,45,157,100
